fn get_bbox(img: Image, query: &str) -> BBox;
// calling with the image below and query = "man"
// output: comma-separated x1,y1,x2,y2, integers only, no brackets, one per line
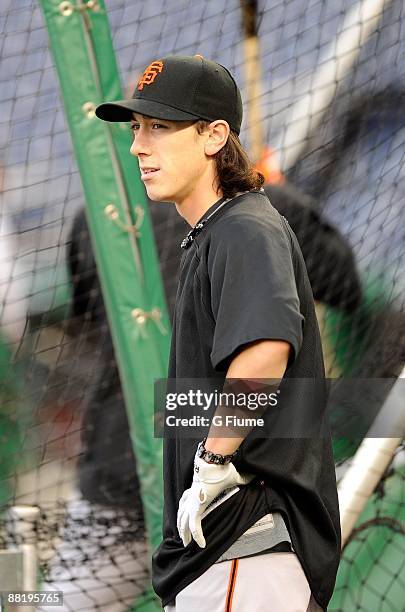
96,55,341,611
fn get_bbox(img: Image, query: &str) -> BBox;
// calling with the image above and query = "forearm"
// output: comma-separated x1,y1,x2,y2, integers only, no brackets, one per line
204,339,291,456
204,435,244,456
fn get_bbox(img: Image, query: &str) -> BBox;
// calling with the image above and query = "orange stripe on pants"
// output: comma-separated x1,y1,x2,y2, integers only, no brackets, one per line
225,559,238,611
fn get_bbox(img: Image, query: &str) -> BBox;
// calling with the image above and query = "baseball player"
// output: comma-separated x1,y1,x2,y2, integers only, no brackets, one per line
96,55,341,611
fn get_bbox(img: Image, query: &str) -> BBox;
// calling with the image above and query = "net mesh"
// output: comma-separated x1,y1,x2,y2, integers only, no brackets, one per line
332,443,405,611
0,0,404,610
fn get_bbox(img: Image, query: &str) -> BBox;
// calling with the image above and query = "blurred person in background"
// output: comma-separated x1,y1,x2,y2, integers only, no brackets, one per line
264,180,361,314
38,211,164,612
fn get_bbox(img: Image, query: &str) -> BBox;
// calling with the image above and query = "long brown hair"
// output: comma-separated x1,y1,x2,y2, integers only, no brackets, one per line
195,120,264,198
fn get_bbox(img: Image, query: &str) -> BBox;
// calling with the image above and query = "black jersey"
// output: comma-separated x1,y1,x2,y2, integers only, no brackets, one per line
152,191,341,610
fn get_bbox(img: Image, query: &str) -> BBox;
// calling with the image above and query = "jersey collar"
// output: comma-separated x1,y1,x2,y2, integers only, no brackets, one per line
180,190,263,249
180,196,228,249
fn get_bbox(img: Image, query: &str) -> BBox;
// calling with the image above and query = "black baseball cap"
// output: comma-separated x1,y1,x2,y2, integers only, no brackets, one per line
95,55,243,134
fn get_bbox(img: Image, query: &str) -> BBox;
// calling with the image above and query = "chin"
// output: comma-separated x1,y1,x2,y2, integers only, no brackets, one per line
146,188,174,203
149,198,175,205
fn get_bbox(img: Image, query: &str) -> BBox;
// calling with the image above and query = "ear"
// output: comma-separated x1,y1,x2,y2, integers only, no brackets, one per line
204,120,230,156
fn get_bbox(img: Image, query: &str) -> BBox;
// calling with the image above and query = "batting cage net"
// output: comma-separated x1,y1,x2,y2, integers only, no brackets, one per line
0,0,404,610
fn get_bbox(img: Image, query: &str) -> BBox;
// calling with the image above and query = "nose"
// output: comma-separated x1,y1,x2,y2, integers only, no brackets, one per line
130,127,151,157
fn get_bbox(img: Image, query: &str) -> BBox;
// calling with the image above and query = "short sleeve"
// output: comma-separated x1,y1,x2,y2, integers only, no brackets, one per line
206,214,304,371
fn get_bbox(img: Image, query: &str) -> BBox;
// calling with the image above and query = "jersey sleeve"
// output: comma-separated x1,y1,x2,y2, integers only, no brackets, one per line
206,214,304,371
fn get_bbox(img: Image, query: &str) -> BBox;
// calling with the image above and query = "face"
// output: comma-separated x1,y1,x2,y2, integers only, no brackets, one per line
129,114,209,204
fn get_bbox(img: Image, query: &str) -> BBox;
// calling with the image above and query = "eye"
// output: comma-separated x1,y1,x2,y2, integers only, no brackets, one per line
130,123,140,132
152,123,167,129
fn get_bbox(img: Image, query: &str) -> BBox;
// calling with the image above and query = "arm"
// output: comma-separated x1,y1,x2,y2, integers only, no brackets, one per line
204,338,291,457
177,339,290,548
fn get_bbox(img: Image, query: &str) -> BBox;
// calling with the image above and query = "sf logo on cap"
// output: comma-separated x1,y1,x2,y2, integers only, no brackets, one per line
137,61,164,91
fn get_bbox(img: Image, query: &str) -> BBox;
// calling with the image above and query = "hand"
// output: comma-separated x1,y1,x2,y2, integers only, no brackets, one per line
177,453,253,548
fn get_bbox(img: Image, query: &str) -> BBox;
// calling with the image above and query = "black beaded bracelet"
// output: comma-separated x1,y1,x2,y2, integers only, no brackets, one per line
196,438,238,465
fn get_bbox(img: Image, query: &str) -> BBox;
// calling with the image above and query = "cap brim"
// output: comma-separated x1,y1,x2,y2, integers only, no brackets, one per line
95,98,199,123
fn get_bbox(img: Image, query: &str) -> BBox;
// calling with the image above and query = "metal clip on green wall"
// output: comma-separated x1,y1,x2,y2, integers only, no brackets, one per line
40,1,169,609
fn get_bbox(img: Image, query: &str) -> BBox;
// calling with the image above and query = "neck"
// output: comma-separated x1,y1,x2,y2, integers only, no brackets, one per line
174,164,223,226
175,190,223,227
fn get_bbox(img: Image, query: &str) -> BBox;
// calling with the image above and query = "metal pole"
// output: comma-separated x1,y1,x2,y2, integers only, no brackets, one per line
338,365,405,546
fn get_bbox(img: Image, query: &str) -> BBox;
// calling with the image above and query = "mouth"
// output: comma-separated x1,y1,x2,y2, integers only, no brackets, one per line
140,167,160,180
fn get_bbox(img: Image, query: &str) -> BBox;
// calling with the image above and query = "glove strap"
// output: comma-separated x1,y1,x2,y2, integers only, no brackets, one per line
196,439,238,465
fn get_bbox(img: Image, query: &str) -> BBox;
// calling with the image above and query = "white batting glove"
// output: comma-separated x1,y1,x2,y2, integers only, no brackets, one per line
177,453,253,548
